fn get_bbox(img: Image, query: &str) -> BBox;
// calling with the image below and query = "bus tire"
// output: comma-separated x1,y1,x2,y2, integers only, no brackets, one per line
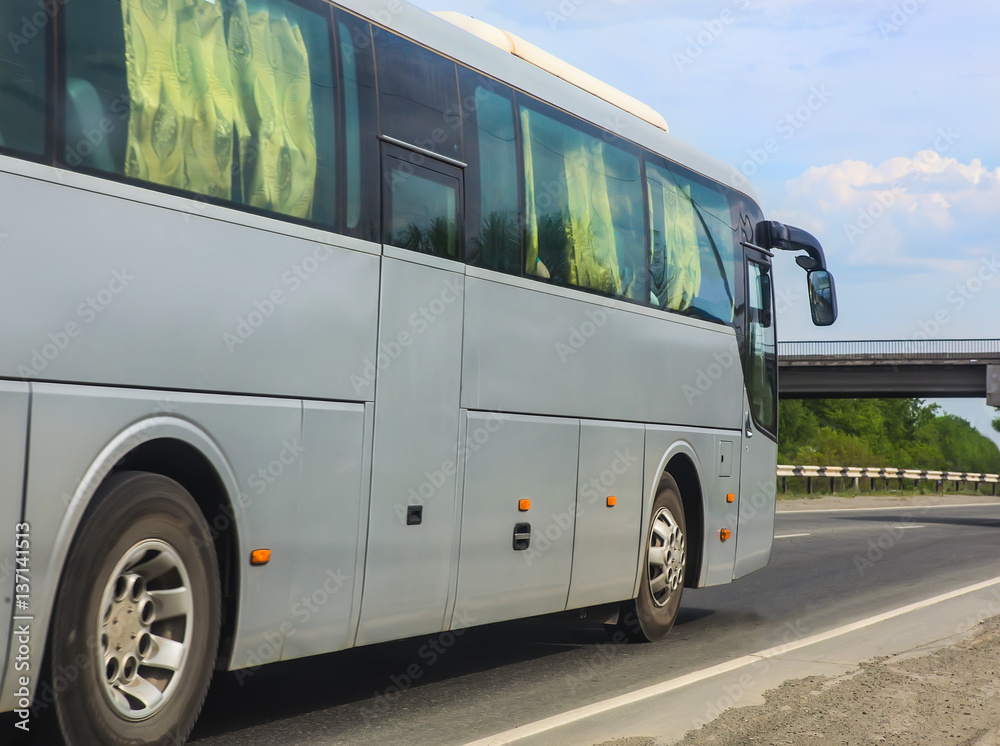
619,474,687,642
52,472,221,746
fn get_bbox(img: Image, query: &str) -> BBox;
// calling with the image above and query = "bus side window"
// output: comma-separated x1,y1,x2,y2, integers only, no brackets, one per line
646,157,736,325
0,0,49,158
520,101,645,301
459,69,521,275
63,0,337,228
335,11,380,242
372,27,462,163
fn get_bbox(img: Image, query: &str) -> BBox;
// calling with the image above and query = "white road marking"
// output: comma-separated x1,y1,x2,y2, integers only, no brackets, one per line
463,575,1000,746
777,502,1000,515
894,525,926,530
774,533,811,539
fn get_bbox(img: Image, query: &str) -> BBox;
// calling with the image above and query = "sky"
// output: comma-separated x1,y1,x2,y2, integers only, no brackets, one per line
410,0,1000,449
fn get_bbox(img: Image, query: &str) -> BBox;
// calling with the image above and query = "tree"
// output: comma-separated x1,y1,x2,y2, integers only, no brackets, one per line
993,410,1000,434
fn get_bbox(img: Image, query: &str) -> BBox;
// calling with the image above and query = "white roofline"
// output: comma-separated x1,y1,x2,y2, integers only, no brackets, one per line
432,12,669,134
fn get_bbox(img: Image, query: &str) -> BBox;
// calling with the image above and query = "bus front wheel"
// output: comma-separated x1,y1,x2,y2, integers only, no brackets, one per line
619,474,687,642
52,472,221,746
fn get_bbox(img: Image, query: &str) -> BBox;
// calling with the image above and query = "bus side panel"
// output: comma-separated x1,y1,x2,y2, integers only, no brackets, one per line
0,384,310,707
0,382,29,710
279,401,366,662
452,413,579,628
642,427,742,591
356,256,466,646
461,275,743,430
566,420,645,610
0,169,380,403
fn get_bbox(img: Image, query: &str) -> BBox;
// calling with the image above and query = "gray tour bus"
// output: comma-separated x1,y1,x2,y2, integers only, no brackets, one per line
0,0,836,743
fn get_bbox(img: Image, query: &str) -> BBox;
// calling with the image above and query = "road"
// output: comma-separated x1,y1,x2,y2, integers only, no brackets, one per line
183,500,1000,745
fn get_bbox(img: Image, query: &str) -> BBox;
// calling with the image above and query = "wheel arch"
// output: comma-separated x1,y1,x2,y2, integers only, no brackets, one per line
662,453,705,590
643,441,706,593
50,418,244,669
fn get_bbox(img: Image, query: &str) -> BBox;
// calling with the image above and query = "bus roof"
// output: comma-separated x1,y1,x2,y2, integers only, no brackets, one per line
336,0,761,207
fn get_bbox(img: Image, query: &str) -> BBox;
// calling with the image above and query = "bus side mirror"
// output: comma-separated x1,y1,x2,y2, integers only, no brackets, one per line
808,270,838,327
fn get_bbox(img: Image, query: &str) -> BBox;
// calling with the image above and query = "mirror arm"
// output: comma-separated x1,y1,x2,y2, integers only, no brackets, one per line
755,220,829,271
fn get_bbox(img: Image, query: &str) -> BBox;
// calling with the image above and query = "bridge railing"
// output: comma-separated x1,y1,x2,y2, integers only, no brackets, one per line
779,339,1000,361
777,464,999,496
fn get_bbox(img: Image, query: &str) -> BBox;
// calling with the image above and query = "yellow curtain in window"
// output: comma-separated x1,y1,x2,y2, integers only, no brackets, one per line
521,108,541,276
661,181,701,311
121,0,187,188
229,1,317,219
563,133,621,296
177,0,237,199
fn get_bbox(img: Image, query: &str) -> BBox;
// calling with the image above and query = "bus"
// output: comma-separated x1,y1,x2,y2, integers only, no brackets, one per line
0,1,837,743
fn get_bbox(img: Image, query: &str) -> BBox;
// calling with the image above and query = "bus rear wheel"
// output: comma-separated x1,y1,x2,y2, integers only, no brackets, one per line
619,474,687,642
52,472,221,746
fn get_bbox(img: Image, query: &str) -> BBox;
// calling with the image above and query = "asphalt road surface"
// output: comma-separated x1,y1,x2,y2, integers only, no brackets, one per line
9,500,1000,744
183,501,1000,745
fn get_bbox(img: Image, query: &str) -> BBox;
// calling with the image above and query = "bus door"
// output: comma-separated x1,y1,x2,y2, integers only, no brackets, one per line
356,143,467,646
734,248,779,578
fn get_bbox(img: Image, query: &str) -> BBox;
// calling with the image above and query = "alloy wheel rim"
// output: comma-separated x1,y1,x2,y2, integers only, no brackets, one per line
97,539,194,720
647,507,686,608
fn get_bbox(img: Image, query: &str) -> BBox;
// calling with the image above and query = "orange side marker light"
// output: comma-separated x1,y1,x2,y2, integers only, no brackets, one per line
719,529,732,542
607,496,617,508
518,499,532,512
251,549,272,566
727,493,735,503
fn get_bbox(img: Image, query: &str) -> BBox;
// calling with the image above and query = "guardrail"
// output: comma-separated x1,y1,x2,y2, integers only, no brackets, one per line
777,464,1000,496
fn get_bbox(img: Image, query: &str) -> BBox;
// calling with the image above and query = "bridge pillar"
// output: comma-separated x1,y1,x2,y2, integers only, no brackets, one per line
989,365,1000,407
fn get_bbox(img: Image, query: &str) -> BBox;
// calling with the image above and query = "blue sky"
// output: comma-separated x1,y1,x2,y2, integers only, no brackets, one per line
410,0,1000,449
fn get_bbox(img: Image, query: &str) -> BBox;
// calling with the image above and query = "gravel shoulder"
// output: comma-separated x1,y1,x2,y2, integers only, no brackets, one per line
668,614,1000,746
595,615,1000,746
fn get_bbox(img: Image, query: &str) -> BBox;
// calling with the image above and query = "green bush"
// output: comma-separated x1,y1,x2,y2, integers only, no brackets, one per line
778,399,1000,474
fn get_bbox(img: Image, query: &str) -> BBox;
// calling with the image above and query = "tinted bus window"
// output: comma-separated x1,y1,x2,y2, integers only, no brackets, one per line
373,27,462,161
335,10,380,241
64,0,336,227
646,157,737,324
460,70,521,274
520,101,645,301
0,1,49,157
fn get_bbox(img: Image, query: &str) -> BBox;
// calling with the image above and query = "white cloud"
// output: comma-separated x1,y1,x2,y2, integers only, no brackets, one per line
773,152,1000,277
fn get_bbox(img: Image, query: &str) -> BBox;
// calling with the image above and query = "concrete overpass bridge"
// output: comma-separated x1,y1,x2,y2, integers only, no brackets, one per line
778,340,1000,406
